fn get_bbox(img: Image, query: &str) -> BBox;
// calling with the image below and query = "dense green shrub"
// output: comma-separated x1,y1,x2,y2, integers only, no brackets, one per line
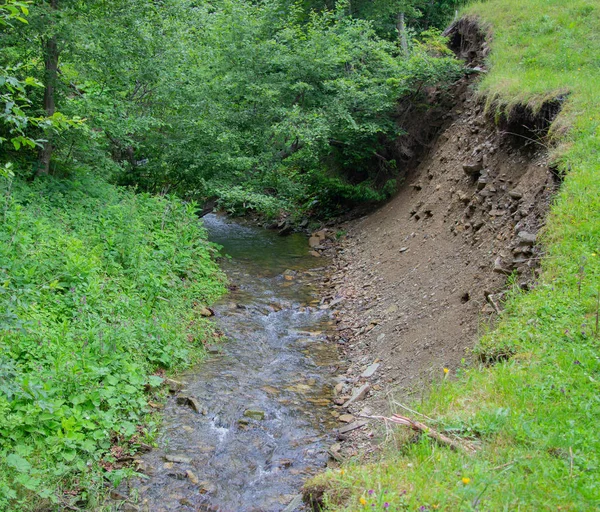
0,173,225,510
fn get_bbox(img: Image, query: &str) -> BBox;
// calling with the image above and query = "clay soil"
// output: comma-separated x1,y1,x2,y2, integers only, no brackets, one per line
315,77,560,460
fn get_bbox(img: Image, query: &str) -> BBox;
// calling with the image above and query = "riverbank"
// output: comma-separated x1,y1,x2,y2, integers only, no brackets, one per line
0,175,226,511
305,1,600,509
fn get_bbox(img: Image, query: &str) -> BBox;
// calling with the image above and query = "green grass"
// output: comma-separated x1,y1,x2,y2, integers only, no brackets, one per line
306,0,600,509
0,174,226,510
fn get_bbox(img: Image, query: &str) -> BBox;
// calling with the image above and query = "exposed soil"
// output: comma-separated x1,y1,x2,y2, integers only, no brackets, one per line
310,20,561,463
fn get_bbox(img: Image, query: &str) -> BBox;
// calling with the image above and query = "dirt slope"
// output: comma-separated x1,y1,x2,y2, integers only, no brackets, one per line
317,62,560,457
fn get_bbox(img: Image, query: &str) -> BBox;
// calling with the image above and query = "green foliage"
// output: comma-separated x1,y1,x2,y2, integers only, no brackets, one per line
214,185,288,219
1,0,462,216
308,0,600,509
0,171,225,510
287,0,467,38
120,1,461,217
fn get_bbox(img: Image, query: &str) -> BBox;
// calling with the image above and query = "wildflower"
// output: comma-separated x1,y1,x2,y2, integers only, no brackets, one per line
360,497,367,505
368,489,374,495
462,477,471,484
443,368,449,374
384,503,390,509
340,469,345,475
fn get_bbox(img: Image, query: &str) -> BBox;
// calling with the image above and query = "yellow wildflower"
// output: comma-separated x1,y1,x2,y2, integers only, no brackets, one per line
443,368,449,374
360,497,367,505
462,477,471,485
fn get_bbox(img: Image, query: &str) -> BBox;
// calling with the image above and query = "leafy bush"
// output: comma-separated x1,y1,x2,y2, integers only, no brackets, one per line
0,173,225,510
214,185,289,219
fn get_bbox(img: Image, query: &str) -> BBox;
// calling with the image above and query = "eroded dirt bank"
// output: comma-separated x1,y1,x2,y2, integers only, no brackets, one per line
313,21,561,462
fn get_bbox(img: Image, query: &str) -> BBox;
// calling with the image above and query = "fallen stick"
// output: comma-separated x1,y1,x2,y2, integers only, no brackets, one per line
362,414,477,455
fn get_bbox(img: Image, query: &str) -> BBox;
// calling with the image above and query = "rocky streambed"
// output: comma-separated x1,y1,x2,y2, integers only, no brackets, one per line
118,214,350,512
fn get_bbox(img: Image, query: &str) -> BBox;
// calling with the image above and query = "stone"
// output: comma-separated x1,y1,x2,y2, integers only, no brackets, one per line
307,398,331,406
308,236,321,248
334,382,344,395
328,447,345,462
187,397,206,415
342,383,371,408
361,362,380,379
463,161,484,175
517,231,537,245
199,307,214,317
164,378,185,393
493,257,511,275
309,250,321,258
329,297,344,307
110,490,128,501
186,470,199,484
278,222,293,236
262,385,280,395
164,454,192,464
457,191,470,204
509,190,523,199
243,409,265,420
385,304,398,314
198,481,217,494
338,420,368,434
338,414,354,423
205,345,221,355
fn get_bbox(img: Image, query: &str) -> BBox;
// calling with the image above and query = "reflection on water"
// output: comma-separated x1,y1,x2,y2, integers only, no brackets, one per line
127,214,339,512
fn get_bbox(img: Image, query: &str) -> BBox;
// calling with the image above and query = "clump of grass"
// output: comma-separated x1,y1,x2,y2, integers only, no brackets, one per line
306,0,600,509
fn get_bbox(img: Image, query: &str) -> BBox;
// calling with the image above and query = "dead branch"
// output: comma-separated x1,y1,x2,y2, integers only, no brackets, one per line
362,414,477,455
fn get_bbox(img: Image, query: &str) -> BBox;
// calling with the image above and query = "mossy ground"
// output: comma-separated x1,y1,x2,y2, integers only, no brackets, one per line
307,1,600,509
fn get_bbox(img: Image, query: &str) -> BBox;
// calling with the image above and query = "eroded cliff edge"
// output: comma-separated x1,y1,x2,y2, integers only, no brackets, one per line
318,19,561,460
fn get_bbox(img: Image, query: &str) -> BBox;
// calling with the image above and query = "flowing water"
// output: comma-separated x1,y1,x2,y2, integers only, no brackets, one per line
126,214,340,511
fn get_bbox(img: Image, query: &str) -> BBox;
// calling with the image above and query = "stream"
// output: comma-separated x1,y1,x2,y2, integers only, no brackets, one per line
126,214,340,511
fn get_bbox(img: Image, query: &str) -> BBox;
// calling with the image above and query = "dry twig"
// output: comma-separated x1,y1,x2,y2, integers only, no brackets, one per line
362,413,477,455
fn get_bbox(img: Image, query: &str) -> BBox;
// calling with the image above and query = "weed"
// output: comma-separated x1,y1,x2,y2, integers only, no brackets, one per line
0,173,226,510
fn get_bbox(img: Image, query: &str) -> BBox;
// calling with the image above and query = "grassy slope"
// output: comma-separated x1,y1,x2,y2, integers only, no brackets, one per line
307,0,600,509
0,175,226,510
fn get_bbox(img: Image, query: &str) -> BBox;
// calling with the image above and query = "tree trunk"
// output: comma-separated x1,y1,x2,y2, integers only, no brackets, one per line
37,0,59,176
397,12,408,55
